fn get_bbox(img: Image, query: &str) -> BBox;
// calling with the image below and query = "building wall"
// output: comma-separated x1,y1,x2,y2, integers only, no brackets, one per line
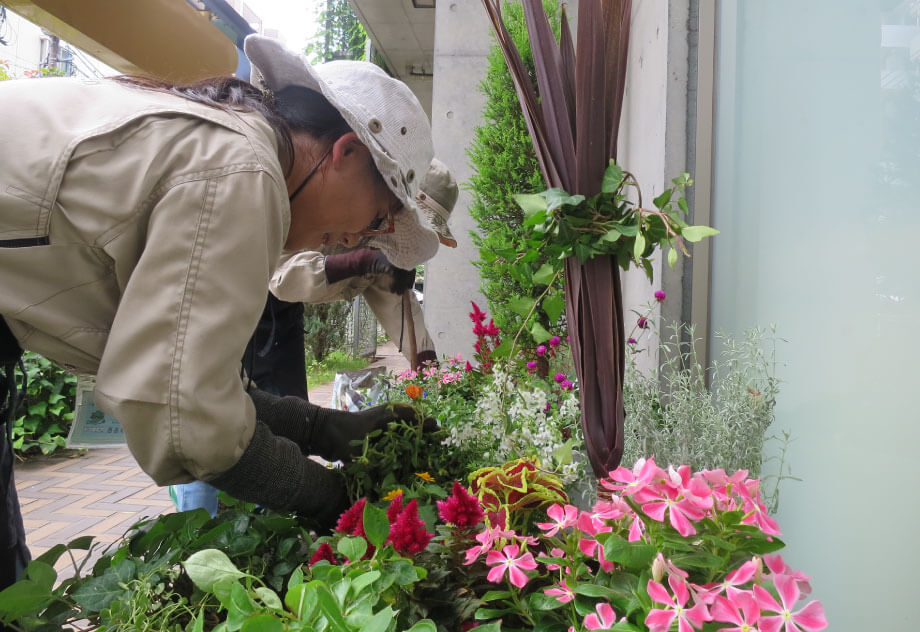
0,8,45,76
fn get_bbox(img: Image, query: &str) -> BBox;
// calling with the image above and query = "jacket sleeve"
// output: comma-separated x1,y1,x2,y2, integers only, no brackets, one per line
361,281,435,359
269,251,368,304
93,168,288,484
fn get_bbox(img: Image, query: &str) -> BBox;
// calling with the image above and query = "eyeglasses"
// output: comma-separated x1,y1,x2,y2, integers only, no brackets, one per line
354,202,400,237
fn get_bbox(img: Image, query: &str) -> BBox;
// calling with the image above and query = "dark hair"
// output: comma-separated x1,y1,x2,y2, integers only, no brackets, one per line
111,76,351,175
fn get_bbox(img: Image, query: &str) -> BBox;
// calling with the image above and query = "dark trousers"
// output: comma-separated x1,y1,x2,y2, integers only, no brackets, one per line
243,294,308,400
0,317,30,593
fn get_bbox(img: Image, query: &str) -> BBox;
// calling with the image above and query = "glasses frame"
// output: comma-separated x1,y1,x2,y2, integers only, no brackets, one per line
354,204,399,238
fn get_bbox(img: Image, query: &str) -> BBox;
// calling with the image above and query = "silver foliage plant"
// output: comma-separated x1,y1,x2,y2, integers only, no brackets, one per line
622,320,794,513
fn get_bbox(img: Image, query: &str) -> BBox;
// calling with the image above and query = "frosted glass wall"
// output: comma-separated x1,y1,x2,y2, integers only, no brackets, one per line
711,1,920,629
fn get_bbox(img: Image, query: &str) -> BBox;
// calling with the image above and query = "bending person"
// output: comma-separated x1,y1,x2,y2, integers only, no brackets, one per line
0,35,439,589
271,159,459,367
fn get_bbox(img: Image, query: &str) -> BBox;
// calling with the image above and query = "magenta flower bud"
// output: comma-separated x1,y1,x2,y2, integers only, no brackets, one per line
536,345,547,356
549,335,561,348
654,290,666,302
637,317,649,329
554,372,566,383
526,361,537,373
628,337,637,344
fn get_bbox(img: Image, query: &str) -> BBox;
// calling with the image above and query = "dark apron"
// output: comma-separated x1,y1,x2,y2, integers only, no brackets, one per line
243,294,308,400
0,316,30,592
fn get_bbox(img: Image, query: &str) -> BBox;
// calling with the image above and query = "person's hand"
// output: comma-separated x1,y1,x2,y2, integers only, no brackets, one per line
325,248,415,294
247,388,437,463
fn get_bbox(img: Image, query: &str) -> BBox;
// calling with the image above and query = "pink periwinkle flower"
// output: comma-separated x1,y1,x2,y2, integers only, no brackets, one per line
655,290,667,302
537,503,579,537
536,344,548,356
763,553,812,595
710,587,761,632
713,558,760,594
541,546,567,571
646,575,712,632
485,544,538,589
754,574,827,632
526,360,538,373
549,335,562,348
641,485,706,537
464,525,516,565
584,602,618,630
577,537,614,572
544,579,575,604
637,316,650,329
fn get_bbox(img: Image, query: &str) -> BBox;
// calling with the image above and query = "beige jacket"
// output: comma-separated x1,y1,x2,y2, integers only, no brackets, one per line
269,251,435,358
0,78,289,484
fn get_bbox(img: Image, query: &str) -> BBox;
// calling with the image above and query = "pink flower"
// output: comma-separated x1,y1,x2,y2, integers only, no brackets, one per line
655,290,667,302
308,542,335,566
560,379,574,390
336,498,367,536
710,588,761,632
554,372,566,383
584,602,617,630
536,344,547,356
537,503,579,537
737,480,782,536
387,498,434,555
544,579,575,604
641,486,706,537
526,361,538,373
628,337,637,344
754,575,827,632
714,559,759,594
763,553,812,595
603,457,663,502
646,575,711,632
485,544,538,589
437,481,484,529
465,361,473,372
576,501,625,535
464,525,515,565
541,546,567,571
637,316,649,329
577,537,614,572
549,335,562,348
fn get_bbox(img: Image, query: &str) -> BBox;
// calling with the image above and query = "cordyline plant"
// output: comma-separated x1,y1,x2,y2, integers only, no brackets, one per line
481,0,717,479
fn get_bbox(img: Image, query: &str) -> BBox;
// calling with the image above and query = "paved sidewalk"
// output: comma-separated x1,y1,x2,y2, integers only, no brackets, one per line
14,342,409,572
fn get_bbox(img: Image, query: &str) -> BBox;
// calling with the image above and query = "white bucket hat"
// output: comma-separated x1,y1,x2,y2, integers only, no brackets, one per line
416,158,458,248
244,34,439,269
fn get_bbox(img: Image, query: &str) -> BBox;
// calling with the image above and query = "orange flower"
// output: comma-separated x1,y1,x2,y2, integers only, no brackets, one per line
405,384,423,400
415,472,435,483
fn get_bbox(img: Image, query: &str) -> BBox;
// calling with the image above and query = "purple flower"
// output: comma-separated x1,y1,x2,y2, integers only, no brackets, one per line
654,290,667,302
549,336,562,348
526,361,537,374
544,401,551,413
560,379,574,391
637,317,649,329
536,345,547,357
554,372,566,383
628,337,637,344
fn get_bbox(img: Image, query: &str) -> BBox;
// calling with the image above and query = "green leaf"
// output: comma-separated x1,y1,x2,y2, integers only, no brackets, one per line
667,247,678,268
602,161,624,193
611,622,644,632
542,294,565,324
72,559,136,611
633,233,646,262
285,582,318,621
480,589,512,602
508,296,536,319
0,580,53,621
601,228,622,242
24,561,56,591
681,225,719,242
530,322,552,344
350,570,381,597
601,533,657,568
529,592,566,611
189,607,206,632
316,584,350,632
241,614,284,632
363,503,390,549
475,607,514,619
253,587,283,611
183,549,246,593
572,584,619,599
338,536,368,562
615,222,638,237
514,193,548,220
404,620,437,632
361,606,396,632
470,623,502,632
653,188,673,209
532,263,557,285
34,544,67,568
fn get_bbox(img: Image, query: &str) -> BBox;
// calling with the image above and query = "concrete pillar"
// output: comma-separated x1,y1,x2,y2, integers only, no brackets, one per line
423,1,493,361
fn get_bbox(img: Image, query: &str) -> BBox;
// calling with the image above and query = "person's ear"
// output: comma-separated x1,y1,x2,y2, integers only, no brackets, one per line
330,132,368,169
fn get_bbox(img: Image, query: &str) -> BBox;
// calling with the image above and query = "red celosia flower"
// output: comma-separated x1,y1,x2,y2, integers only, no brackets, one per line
437,481,485,529
387,498,434,555
336,498,367,536
386,491,404,524
308,542,335,566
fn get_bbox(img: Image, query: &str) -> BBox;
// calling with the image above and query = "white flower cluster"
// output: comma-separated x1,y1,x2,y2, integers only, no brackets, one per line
441,363,585,484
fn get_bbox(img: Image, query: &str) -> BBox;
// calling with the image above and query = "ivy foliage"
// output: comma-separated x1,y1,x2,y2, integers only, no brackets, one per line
12,352,76,458
467,1,566,349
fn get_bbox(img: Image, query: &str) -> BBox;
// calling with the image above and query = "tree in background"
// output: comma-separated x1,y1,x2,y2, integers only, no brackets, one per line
467,1,565,366
304,0,368,63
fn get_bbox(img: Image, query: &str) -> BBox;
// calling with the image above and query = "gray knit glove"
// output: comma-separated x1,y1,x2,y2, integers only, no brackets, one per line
208,422,347,530
247,387,436,462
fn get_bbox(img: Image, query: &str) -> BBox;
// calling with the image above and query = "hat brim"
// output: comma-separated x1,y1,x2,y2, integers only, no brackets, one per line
417,196,457,248
244,35,440,266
